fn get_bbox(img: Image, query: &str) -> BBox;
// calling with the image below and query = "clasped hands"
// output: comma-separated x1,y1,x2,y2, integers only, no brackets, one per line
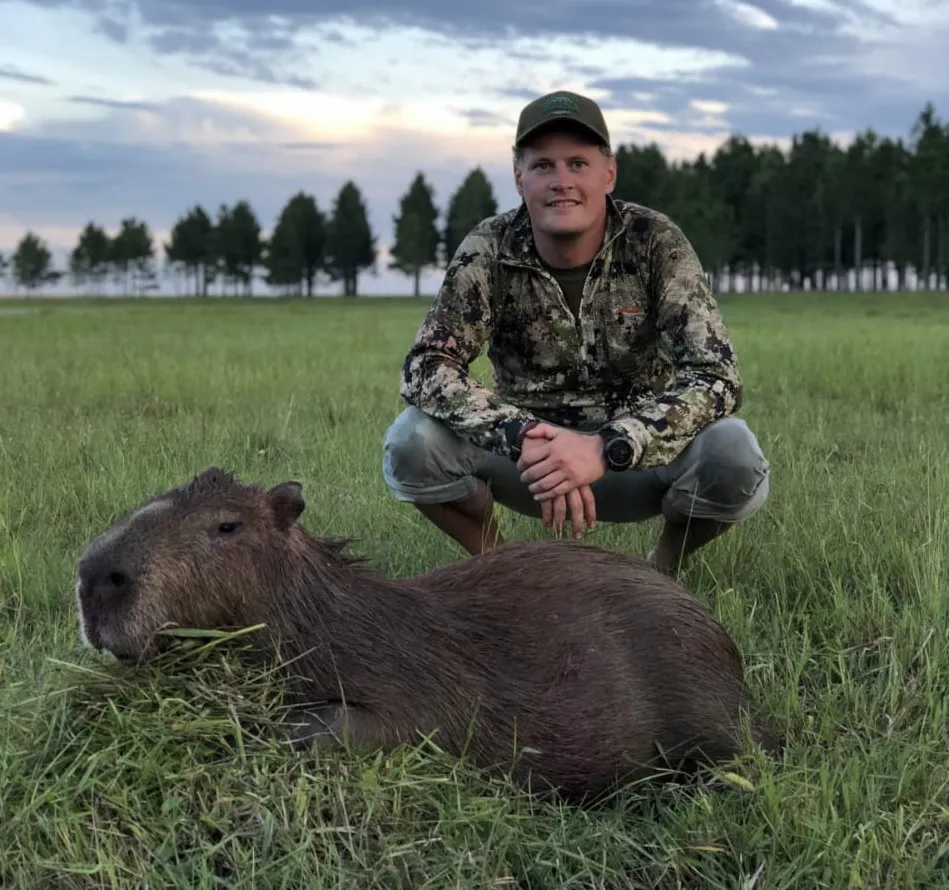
515,423,606,540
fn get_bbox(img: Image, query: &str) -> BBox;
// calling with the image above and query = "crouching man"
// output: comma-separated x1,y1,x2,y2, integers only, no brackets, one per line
381,90,770,572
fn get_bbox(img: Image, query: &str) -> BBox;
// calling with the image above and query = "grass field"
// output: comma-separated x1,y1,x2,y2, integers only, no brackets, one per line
0,290,947,888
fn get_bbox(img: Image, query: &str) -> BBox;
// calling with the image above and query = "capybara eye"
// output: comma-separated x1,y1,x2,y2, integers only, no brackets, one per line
217,521,242,534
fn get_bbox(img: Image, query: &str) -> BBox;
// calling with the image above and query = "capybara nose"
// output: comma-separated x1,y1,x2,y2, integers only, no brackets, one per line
103,569,131,592
79,559,133,600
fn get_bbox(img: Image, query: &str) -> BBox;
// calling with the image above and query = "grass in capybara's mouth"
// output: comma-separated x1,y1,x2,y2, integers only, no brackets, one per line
0,291,947,888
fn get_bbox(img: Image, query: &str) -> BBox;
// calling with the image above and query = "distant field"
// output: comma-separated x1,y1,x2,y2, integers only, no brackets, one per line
1,290,947,888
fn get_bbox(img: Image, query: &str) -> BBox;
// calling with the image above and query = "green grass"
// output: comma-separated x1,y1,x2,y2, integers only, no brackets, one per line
1,290,947,888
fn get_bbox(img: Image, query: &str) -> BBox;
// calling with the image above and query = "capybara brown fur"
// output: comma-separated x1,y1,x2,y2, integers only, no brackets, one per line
75,466,780,800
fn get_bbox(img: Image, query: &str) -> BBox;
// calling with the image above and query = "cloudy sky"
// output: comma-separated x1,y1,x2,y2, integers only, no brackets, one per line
0,0,945,295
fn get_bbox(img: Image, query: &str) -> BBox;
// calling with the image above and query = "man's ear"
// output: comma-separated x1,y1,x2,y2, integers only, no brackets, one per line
513,153,524,196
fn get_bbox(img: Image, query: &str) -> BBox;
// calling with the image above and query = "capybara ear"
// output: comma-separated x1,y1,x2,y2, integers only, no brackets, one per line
267,481,305,530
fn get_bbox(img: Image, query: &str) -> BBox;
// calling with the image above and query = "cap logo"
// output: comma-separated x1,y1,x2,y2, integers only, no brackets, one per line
541,94,578,115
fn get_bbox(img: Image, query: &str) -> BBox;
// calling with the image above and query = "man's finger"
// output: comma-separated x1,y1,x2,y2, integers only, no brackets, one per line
523,423,559,439
530,471,569,497
519,457,558,484
552,495,567,536
524,462,563,489
516,441,553,472
541,498,553,527
534,478,576,501
579,484,597,529
567,489,585,539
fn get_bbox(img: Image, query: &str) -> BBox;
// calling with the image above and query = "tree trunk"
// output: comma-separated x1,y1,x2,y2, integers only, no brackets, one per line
937,214,946,291
834,224,842,291
853,216,862,291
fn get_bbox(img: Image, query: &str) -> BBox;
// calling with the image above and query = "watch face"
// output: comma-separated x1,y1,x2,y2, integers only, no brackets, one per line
608,438,633,466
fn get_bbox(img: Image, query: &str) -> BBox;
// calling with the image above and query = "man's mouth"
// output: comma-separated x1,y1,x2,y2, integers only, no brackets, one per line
548,199,580,208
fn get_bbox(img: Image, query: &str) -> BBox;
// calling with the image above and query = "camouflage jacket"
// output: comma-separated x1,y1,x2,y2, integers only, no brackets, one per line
399,197,743,468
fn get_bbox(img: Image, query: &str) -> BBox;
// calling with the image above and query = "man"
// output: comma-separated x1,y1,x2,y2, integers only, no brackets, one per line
381,89,770,572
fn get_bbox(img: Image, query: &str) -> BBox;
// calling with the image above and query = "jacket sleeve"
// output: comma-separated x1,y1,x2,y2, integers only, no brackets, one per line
399,226,538,458
602,216,743,468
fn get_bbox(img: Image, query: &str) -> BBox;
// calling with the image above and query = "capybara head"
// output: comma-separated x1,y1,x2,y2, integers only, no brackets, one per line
75,466,306,664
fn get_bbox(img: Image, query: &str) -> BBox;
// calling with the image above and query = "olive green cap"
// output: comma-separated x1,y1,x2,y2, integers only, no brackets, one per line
514,90,611,148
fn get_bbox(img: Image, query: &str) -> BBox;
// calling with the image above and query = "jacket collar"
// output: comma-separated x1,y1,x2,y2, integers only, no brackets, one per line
497,196,628,269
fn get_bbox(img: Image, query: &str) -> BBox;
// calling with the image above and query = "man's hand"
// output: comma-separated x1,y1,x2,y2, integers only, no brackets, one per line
517,423,607,497
538,484,597,539
515,423,606,539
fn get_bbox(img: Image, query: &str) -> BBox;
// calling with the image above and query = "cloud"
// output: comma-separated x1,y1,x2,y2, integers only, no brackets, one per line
19,0,894,43
14,0,945,141
0,64,55,86
68,95,161,112
456,108,515,129
16,0,900,70
144,24,320,89
93,14,128,43
714,0,779,30
0,100,27,131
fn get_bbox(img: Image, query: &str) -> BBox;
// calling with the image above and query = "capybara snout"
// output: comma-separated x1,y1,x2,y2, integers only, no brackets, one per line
75,546,137,657
76,465,780,799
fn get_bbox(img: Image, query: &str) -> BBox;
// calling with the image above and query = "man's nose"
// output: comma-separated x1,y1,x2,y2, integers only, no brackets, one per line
550,162,575,187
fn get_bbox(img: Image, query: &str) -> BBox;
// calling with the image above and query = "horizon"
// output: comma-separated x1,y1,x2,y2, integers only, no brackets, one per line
1,0,946,295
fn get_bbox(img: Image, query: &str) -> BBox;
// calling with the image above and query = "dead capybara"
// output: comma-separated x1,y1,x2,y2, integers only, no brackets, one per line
75,466,780,799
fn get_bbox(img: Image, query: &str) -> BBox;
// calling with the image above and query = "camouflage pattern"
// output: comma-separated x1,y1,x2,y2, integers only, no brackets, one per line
399,197,743,469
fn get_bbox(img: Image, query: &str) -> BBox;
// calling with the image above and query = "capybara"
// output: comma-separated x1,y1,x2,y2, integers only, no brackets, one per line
75,466,780,799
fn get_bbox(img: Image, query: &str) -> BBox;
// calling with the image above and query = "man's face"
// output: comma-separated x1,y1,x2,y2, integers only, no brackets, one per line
513,128,616,240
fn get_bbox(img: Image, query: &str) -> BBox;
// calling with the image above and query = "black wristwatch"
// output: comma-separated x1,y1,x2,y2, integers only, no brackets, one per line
598,429,635,471
507,418,540,462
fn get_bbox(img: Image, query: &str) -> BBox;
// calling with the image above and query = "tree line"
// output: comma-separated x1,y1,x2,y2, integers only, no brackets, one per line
1,102,947,297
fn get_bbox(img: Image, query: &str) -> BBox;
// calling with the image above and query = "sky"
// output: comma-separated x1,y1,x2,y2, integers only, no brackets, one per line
0,0,946,295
